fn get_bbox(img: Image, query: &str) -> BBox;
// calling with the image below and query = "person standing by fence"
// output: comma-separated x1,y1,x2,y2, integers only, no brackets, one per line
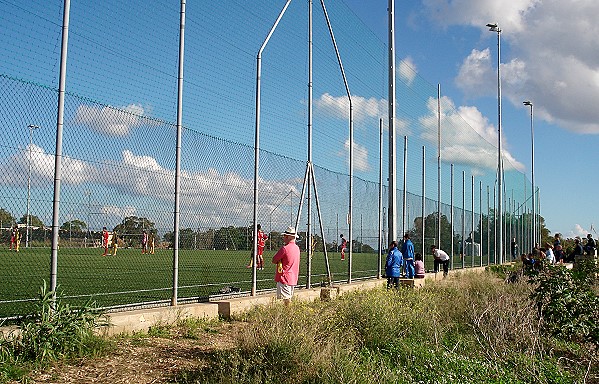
10,225,19,251
385,240,402,289
272,226,300,306
401,233,415,278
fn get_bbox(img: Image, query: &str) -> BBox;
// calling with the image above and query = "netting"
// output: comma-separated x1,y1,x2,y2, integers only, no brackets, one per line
0,0,533,318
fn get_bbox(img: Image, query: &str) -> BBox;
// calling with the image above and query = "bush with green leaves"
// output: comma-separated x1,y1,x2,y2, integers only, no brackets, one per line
0,281,108,382
529,259,599,345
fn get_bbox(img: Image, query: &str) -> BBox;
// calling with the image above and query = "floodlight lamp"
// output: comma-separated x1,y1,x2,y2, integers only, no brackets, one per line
523,101,532,106
486,23,500,32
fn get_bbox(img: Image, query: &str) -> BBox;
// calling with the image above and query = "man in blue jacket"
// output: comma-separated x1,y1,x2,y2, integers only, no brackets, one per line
385,241,403,289
401,233,415,278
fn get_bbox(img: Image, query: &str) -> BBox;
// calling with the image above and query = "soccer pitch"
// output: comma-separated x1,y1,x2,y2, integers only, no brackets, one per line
0,246,380,318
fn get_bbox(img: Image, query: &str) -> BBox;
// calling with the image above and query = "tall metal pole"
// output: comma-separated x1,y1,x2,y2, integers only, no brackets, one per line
307,0,313,288
26,124,39,248
50,0,70,295
378,118,383,278
421,146,426,257
171,0,186,306
487,22,503,264
388,0,397,243
461,170,465,269
523,101,535,249
437,84,441,247
471,175,475,267
252,0,292,295
402,136,408,237
487,185,490,265
450,164,454,269
479,180,483,266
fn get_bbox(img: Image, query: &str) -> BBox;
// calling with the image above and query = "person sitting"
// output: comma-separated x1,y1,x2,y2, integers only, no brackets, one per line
584,234,596,256
414,253,426,279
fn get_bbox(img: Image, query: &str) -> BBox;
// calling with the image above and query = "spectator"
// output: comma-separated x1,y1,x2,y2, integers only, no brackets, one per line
510,237,518,261
544,243,555,264
401,233,415,278
553,233,561,249
431,244,450,277
272,226,300,306
568,237,583,262
554,244,566,263
414,253,426,279
385,240,402,289
584,234,596,256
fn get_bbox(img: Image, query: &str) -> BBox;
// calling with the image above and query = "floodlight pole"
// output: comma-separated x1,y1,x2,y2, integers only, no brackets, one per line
252,0,292,296
487,22,503,264
523,100,535,249
388,0,397,244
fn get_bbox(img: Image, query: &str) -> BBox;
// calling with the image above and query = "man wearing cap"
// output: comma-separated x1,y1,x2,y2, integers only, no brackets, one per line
272,226,301,306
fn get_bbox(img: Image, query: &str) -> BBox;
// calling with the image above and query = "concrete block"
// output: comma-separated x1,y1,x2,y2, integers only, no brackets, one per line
319,286,339,301
101,302,219,336
214,294,275,319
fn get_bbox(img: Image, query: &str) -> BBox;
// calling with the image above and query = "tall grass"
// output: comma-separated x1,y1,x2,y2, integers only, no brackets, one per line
0,282,110,383
174,272,596,383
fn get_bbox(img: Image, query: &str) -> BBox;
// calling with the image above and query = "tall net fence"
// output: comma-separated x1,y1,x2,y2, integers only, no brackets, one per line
0,1,533,318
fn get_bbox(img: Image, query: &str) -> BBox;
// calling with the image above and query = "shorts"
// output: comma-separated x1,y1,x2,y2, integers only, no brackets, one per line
276,281,295,300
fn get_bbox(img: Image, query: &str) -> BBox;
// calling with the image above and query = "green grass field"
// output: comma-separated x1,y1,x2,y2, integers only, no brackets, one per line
0,245,487,319
0,246,382,318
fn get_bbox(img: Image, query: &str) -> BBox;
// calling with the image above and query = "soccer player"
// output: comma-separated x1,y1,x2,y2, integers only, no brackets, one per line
110,231,118,256
141,230,148,254
10,225,18,251
256,224,268,270
101,227,109,256
340,234,347,261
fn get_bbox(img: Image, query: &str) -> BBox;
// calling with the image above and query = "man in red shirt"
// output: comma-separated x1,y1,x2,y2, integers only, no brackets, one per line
101,227,109,256
256,224,268,270
272,226,300,306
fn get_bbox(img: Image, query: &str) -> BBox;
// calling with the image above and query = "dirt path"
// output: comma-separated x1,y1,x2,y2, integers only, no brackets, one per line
20,322,242,384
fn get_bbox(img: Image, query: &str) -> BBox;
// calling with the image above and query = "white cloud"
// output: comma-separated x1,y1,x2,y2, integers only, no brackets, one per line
419,95,524,172
455,49,495,96
398,57,417,85
0,144,93,187
74,103,146,136
339,139,370,172
314,93,387,122
426,0,599,134
421,0,537,33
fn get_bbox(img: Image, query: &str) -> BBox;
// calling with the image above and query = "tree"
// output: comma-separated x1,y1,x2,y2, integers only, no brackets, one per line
18,214,44,228
411,213,453,255
0,208,15,227
113,216,155,248
60,219,87,233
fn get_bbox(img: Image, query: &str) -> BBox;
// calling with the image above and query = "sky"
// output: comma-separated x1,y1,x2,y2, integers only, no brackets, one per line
341,0,599,238
0,0,597,240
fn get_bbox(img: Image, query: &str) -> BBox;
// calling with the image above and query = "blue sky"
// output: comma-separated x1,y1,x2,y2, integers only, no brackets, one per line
342,0,599,238
0,0,596,239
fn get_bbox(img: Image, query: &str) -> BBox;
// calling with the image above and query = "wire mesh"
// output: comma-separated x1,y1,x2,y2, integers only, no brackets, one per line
0,1,533,318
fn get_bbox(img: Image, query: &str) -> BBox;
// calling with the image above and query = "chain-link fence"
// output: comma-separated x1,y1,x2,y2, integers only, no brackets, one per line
0,1,535,318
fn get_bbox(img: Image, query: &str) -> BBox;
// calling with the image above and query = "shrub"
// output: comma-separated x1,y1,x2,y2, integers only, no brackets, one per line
529,261,599,345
